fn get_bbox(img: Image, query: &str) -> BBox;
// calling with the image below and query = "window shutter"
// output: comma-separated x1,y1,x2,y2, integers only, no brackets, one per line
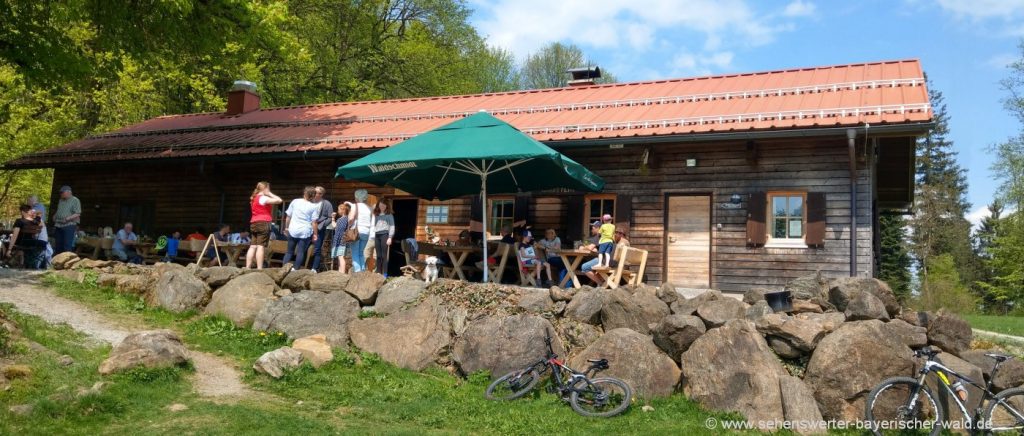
806,192,826,247
514,192,532,232
565,194,585,242
614,194,632,236
746,192,767,247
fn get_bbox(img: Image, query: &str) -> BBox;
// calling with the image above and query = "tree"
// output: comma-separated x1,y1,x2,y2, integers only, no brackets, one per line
909,84,983,307
520,42,616,89
915,254,976,314
877,213,912,302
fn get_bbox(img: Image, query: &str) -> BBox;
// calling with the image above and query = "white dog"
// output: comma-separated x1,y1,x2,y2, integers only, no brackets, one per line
423,256,439,284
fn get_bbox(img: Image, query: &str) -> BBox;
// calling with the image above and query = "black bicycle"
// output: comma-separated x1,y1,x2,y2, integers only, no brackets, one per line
865,346,1024,435
484,333,632,417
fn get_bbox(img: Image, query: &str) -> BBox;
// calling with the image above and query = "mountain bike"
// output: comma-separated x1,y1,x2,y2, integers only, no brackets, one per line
865,346,1024,435
484,332,632,417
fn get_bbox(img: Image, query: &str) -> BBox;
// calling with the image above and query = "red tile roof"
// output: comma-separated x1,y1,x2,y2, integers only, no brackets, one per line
8,59,932,167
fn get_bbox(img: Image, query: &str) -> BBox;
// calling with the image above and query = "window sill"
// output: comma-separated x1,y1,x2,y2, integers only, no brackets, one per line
764,239,809,249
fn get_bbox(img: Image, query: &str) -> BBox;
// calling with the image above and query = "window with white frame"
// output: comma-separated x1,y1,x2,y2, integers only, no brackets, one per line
425,204,449,224
769,192,806,240
585,194,616,228
489,198,514,233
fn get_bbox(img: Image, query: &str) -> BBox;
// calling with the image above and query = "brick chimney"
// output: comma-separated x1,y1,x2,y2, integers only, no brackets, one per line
225,80,260,116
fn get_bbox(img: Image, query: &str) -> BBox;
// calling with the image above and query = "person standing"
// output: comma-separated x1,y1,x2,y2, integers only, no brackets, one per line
349,189,373,272
52,185,81,255
283,187,319,270
310,186,333,272
245,182,282,269
371,199,395,276
331,202,352,274
27,195,45,216
8,205,47,269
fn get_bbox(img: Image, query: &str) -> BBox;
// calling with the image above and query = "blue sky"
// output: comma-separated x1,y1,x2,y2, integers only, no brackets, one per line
468,0,1024,224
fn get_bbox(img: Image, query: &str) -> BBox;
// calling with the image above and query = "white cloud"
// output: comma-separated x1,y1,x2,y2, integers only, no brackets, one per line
987,53,1018,69
935,0,1024,20
966,205,992,228
671,51,735,76
783,0,817,17
470,0,812,59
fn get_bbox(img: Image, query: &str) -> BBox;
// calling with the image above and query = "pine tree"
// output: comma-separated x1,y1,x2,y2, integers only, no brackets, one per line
878,213,912,302
909,84,982,308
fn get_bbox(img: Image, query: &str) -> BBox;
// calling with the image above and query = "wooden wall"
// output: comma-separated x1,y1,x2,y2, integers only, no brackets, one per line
51,135,877,292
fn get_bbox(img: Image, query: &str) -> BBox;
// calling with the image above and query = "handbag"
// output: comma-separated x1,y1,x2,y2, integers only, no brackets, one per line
343,203,360,243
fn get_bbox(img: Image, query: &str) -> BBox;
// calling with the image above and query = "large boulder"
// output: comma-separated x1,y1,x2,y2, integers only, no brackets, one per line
253,347,304,379
115,274,152,295
746,300,773,320
785,273,828,300
204,273,278,327
77,258,114,269
652,314,706,363
349,297,451,371
52,270,85,283
151,262,185,281
696,298,748,328
961,350,1024,391
197,266,243,288
518,288,555,313
555,320,603,357
780,375,826,434
150,269,212,312
291,334,333,368
681,319,787,425
258,264,291,286
927,311,972,356
600,287,670,334
767,336,803,359
843,290,889,321
828,277,899,317
373,277,427,315
804,320,915,421
881,319,928,348
754,313,832,352
281,269,315,292
549,286,575,302
98,330,189,375
742,288,770,305
453,314,564,377
307,271,351,294
572,328,680,398
345,271,386,305
899,310,932,328
670,290,722,315
97,273,122,288
656,284,680,305
51,252,79,270
252,290,361,346
564,289,604,324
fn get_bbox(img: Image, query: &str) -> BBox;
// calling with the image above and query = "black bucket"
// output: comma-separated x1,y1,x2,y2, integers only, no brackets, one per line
764,291,793,313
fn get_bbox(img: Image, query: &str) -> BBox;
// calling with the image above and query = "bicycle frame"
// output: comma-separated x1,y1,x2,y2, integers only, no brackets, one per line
913,359,1024,428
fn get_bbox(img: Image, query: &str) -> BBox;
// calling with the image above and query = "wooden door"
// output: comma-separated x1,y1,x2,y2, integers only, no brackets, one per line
665,195,711,288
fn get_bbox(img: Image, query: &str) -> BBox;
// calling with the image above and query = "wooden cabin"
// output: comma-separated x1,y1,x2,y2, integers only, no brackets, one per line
6,60,932,293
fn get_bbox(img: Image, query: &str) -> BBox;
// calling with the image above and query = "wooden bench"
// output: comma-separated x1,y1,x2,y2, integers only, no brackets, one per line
593,245,649,289
486,242,513,284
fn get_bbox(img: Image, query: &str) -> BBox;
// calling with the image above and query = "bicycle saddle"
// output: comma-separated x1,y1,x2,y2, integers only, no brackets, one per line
587,358,608,364
986,353,1013,362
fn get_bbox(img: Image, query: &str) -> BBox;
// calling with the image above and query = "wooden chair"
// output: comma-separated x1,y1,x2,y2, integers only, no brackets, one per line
401,239,426,276
267,239,288,267
486,242,513,284
599,246,649,289
515,244,538,287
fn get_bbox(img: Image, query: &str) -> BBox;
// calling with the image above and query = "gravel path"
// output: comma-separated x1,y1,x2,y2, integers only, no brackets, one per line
0,269,253,399
974,328,1024,344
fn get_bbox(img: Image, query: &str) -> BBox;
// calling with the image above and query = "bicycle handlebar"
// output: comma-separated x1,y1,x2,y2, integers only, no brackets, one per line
914,347,940,359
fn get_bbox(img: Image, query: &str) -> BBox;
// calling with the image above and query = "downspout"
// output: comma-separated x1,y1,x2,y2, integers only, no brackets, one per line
846,127,861,277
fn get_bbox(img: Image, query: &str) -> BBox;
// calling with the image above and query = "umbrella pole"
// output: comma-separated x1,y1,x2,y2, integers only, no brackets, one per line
481,174,489,283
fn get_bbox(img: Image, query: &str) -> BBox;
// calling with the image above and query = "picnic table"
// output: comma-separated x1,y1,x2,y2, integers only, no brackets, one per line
419,242,478,281
219,243,250,267
552,248,595,288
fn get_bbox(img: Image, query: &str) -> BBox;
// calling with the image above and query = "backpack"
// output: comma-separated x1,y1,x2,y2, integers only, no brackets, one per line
343,203,360,243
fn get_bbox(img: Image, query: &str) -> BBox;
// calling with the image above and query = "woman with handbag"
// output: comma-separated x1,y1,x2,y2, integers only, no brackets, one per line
331,202,353,273
349,189,374,272
7,204,47,269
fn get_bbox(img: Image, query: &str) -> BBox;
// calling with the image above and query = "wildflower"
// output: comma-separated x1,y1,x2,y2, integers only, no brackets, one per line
259,332,267,336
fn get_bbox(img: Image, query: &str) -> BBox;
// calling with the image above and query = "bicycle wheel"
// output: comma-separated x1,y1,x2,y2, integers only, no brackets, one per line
570,377,632,418
485,369,541,401
984,387,1024,432
864,376,943,436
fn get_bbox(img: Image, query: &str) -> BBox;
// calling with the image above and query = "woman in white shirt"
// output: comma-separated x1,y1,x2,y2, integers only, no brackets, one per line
282,186,319,270
349,189,374,272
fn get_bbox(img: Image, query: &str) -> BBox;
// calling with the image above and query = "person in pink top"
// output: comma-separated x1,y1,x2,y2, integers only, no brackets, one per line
245,181,282,269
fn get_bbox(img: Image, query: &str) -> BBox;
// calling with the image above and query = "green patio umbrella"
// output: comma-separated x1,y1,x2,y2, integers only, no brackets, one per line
336,111,605,282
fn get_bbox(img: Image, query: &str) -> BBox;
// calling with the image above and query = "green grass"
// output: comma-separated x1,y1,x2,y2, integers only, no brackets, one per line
0,304,342,435
34,274,768,434
964,314,1024,337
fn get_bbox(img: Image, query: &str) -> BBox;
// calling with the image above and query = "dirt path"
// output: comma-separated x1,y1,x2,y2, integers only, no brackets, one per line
0,270,254,399
974,328,1024,344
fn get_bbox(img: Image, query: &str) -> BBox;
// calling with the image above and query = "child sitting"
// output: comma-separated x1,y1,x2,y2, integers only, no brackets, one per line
597,214,615,268
161,231,181,262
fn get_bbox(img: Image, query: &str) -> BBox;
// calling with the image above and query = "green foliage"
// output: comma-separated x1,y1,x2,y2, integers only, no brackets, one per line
0,321,10,356
964,314,1024,337
521,42,617,89
184,315,288,361
878,213,912,302
910,83,984,300
915,253,977,313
